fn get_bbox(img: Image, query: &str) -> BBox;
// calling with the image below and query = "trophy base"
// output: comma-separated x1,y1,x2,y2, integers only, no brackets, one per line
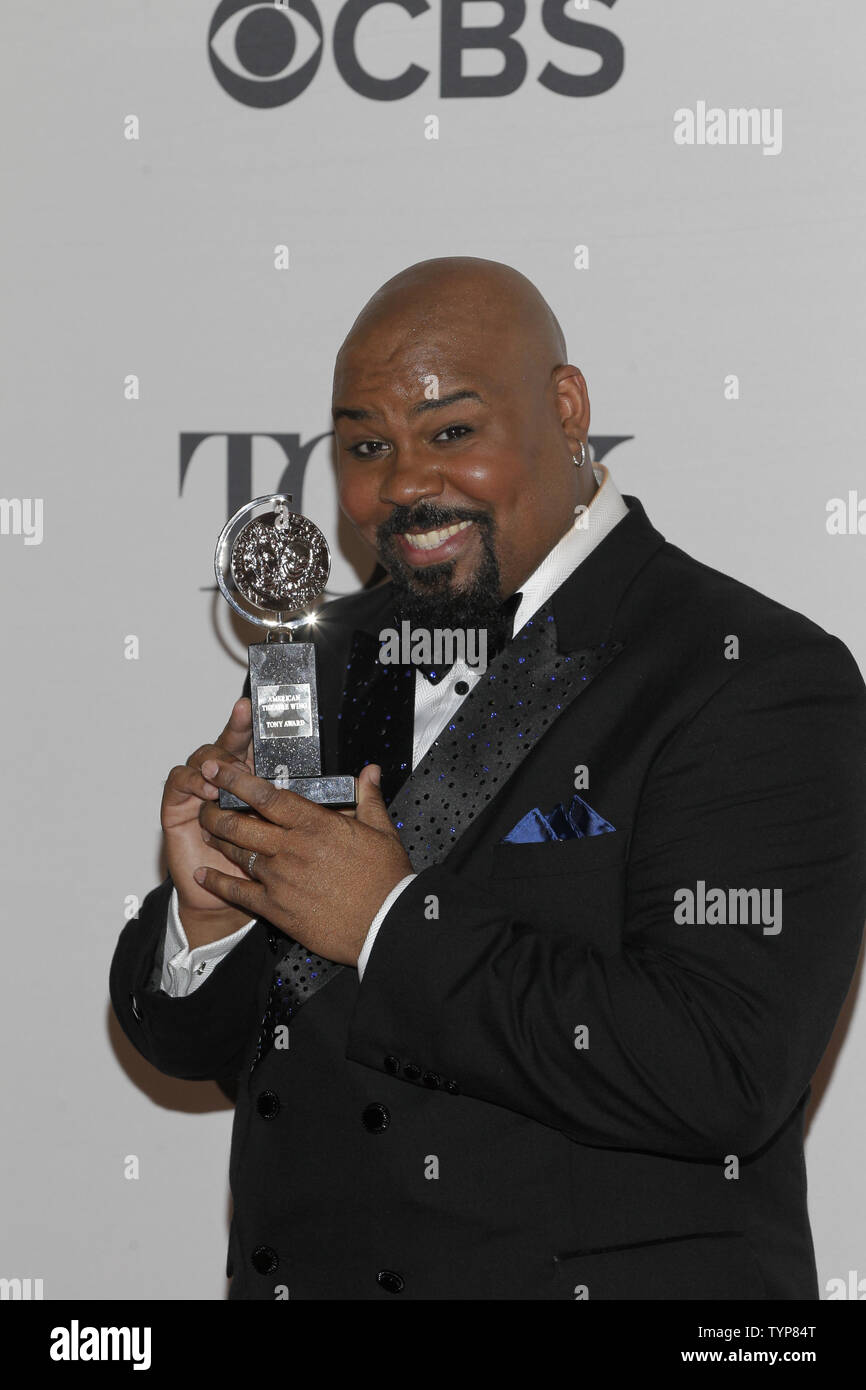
219,774,357,812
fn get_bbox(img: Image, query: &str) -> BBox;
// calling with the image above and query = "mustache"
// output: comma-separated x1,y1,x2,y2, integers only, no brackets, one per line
376,503,493,547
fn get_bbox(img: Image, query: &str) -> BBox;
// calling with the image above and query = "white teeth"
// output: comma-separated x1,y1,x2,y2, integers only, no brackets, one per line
402,520,472,551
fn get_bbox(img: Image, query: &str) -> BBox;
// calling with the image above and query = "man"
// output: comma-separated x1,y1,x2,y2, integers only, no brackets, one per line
110,257,866,1300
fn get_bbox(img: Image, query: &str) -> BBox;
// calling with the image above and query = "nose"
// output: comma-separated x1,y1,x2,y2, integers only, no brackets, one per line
379,445,445,511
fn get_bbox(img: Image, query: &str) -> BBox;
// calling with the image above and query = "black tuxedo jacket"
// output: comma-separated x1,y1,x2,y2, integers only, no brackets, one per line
110,496,866,1300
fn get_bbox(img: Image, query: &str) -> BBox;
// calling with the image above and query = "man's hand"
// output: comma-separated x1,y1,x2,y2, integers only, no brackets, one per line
194,761,413,966
161,698,259,947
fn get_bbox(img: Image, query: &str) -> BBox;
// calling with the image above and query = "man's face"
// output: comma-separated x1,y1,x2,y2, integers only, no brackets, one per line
332,327,579,626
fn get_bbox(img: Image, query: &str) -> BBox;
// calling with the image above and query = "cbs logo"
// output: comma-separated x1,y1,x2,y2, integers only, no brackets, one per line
209,0,624,108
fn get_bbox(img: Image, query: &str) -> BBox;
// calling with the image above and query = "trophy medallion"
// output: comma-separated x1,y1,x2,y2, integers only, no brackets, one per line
214,494,356,812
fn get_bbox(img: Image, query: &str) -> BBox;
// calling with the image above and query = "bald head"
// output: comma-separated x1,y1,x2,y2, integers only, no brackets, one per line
332,255,595,624
335,256,568,389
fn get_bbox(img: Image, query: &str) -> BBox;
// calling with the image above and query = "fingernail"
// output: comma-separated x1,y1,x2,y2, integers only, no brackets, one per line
193,868,207,884
202,760,219,779
201,830,212,843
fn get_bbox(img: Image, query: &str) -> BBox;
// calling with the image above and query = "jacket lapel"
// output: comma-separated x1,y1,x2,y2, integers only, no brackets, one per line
385,613,622,870
385,496,665,869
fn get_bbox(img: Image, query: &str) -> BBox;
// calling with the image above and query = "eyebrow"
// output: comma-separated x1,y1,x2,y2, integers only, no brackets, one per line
332,389,485,423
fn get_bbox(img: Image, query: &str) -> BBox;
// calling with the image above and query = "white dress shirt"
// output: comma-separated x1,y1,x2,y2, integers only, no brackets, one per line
161,463,628,997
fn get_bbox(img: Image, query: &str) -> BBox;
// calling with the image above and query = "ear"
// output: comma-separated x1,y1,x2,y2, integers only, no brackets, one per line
553,364,591,455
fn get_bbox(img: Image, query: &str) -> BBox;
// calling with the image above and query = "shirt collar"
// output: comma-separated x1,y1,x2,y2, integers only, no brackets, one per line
511,462,629,636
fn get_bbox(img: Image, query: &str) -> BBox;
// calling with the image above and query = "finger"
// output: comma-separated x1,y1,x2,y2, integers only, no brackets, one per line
200,759,319,830
192,863,267,915
180,742,248,804
187,741,249,773
199,803,282,854
164,762,223,807
355,764,397,834
214,697,253,759
200,829,272,878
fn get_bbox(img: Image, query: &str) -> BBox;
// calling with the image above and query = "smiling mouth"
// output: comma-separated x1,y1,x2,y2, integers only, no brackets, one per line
400,519,473,551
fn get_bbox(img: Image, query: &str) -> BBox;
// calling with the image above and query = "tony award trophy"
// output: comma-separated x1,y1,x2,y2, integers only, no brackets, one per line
214,493,356,813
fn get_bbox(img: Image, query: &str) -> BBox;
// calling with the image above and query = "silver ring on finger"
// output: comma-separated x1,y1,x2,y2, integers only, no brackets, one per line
247,851,258,878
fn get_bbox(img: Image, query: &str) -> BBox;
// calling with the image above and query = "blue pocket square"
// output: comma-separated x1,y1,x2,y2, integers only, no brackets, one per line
502,795,616,844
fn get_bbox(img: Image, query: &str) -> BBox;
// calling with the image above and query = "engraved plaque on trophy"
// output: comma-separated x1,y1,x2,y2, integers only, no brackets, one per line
214,494,356,812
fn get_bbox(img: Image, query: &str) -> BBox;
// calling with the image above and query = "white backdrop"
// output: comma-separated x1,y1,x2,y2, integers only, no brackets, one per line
1,0,863,1299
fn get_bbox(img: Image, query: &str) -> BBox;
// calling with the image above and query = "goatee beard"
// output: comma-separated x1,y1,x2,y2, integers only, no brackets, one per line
377,502,512,649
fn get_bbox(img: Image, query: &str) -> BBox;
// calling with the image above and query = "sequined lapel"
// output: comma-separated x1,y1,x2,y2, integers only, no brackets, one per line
385,600,623,871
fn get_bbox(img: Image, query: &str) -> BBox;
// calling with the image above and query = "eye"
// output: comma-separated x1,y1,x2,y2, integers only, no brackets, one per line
432,424,474,443
348,440,388,459
345,423,474,459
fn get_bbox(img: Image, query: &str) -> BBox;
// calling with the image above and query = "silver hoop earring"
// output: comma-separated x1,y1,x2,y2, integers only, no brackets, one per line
572,442,587,469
